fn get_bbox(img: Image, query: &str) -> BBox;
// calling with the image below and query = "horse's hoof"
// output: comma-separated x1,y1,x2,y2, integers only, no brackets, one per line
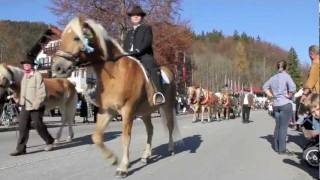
110,156,118,166
115,170,128,178
66,137,72,142
54,139,60,144
169,150,175,156
141,158,148,164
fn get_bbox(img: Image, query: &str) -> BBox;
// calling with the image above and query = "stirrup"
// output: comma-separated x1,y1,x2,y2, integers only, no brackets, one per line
153,92,166,105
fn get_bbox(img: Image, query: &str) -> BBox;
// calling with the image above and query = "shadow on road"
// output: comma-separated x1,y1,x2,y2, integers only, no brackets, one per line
261,134,318,179
260,134,276,151
283,157,318,179
260,133,309,153
287,133,307,149
128,134,203,176
284,133,319,179
53,131,122,150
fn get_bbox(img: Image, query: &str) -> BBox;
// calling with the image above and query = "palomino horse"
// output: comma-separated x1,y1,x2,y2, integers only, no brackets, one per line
0,64,77,142
187,86,218,123
199,88,219,122
187,86,201,122
196,87,219,123
51,17,180,177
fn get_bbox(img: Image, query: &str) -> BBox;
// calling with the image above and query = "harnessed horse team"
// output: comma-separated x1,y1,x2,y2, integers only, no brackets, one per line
187,86,241,123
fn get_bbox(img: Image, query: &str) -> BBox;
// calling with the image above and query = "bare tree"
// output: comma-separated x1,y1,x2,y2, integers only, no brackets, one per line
49,0,192,65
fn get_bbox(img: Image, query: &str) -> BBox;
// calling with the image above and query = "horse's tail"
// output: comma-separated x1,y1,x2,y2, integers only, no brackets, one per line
66,83,78,124
159,80,183,145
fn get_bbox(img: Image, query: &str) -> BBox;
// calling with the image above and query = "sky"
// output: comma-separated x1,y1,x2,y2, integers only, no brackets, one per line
0,0,318,64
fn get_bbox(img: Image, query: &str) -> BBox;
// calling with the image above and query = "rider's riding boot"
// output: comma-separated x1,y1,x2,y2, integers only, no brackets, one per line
151,69,165,105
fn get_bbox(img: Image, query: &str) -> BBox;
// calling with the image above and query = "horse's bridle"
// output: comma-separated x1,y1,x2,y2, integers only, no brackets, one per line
55,50,89,67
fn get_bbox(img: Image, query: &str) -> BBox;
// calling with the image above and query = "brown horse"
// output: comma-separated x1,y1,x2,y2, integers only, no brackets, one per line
198,88,219,122
51,17,180,177
0,64,77,142
222,92,232,120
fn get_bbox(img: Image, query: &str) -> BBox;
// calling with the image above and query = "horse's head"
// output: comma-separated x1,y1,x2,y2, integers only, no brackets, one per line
0,64,14,98
196,88,206,101
187,86,197,104
52,17,117,78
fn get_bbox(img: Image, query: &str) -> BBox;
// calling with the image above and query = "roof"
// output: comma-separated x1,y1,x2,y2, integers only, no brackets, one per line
27,26,62,60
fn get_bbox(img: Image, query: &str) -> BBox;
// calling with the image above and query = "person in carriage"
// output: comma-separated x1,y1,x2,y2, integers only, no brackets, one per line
123,5,165,106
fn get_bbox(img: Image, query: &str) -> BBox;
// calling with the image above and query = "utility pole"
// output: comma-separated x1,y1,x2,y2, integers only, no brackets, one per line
0,42,3,63
263,57,266,81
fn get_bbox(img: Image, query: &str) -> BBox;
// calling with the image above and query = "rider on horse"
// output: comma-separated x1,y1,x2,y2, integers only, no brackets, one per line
123,5,165,106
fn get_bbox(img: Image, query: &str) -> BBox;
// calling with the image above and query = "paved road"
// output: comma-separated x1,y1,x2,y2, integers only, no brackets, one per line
0,111,318,180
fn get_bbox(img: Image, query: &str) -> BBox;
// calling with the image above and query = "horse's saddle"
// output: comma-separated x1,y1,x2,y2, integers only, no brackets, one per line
129,58,170,85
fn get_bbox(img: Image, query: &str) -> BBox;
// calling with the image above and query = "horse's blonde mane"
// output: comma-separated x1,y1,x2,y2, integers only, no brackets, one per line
63,17,85,42
63,17,126,60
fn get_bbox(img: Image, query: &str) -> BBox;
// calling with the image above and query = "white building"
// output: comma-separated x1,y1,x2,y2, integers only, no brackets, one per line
35,39,60,74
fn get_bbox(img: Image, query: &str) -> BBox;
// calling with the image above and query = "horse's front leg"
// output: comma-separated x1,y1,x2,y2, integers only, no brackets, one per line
201,105,205,123
227,108,230,120
91,109,118,165
55,109,65,143
201,106,205,123
213,106,217,121
192,105,198,123
208,106,212,122
116,106,134,178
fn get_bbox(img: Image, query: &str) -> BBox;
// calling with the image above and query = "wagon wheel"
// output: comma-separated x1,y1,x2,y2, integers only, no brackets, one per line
303,146,319,167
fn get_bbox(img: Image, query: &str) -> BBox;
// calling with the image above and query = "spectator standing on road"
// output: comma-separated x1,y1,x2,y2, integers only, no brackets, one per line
79,94,88,123
239,89,254,123
263,60,296,155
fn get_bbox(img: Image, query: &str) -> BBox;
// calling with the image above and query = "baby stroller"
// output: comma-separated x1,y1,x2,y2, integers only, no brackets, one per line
301,116,319,168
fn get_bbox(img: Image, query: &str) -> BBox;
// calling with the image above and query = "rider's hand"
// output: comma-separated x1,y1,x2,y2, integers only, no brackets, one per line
129,49,140,56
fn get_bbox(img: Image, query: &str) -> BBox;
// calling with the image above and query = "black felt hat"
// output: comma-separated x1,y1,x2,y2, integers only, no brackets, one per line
20,59,36,65
127,6,146,17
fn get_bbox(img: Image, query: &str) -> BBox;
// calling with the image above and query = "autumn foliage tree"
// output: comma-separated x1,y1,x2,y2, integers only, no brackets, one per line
192,30,289,91
234,41,249,80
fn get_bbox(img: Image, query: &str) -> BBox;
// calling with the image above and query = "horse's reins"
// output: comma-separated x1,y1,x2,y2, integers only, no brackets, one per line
55,50,133,67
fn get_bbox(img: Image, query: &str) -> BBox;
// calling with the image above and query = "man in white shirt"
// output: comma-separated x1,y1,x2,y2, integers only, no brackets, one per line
240,89,254,123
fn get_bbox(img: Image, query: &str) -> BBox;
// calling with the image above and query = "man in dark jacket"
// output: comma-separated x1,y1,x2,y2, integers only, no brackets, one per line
123,5,165,105
239,89,254,123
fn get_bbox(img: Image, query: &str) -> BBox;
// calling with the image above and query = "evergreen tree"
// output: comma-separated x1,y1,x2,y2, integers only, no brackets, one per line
287,47,302,87
233,30,240,40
